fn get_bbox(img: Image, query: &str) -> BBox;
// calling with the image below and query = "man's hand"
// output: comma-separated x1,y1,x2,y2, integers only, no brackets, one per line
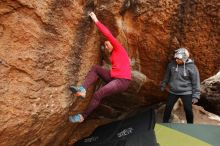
192,97,199,104
89,12,98,22
160,86,165,92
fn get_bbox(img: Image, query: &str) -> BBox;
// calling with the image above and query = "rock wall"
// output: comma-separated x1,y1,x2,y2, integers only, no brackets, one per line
201,72,220,115
0,0,219,146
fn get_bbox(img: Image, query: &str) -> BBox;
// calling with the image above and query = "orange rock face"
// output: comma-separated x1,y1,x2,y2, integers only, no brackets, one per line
0,0,219,146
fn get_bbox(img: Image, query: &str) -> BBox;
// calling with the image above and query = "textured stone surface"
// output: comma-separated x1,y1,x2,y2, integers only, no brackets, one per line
0,0,219,146
201,72,220,115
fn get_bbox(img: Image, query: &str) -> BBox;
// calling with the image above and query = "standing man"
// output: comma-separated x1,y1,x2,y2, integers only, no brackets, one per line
161,48,200,123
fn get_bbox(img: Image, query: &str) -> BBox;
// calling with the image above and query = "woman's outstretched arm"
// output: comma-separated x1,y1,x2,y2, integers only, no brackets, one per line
89,12,122,51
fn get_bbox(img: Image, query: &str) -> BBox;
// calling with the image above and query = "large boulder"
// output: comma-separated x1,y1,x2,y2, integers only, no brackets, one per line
201,72,220,115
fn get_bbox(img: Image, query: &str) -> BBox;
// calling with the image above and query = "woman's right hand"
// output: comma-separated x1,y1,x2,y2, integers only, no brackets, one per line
89,12,98,22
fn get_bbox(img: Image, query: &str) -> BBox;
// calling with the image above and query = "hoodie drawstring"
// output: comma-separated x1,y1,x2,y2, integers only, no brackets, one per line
175,64,179,72
175,63,187,76
184,62,186,76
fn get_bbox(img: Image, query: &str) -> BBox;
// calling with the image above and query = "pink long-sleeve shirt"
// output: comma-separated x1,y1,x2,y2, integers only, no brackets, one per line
95,21,131,80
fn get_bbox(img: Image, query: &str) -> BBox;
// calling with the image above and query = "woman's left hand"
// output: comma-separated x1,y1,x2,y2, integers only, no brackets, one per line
89,12,98,22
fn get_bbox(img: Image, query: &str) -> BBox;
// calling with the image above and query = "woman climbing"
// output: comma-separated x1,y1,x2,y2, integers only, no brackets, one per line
69,12,131,123
161,48,200,123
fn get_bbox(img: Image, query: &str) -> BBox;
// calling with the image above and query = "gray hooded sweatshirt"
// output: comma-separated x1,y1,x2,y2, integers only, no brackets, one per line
161,59,200,98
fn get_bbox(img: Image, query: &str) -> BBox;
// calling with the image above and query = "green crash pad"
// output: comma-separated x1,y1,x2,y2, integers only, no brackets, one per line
155,123,220,146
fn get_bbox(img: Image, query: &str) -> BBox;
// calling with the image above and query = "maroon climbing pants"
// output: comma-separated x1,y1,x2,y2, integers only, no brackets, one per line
81,65,130,118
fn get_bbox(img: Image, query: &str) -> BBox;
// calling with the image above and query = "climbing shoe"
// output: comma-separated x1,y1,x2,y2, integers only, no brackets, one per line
69,85,86,98
69,114,84,123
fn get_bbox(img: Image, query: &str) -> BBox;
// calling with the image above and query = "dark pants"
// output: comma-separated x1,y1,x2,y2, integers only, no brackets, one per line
81,65,130,119
163,93,193,123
